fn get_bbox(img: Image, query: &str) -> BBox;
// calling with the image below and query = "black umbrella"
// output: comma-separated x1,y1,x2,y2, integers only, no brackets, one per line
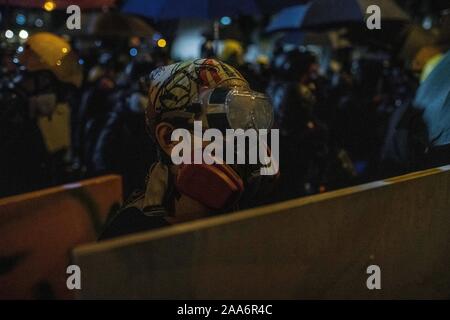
88,12,155,38
266,0,409,32
121,0,306,20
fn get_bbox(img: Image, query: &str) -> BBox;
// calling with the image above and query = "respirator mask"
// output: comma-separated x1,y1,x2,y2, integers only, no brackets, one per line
174,86,277,211
198,87,273,131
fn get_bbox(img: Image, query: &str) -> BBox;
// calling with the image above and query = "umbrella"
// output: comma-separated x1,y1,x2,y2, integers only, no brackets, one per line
414,50,450,147
266,0,409,33
56,12,157,39
0,0,115,9
275,30,352,48
121,0,306,20
87,12,155,38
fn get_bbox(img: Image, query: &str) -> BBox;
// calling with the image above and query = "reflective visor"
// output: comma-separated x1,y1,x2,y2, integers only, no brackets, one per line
202,87,274,130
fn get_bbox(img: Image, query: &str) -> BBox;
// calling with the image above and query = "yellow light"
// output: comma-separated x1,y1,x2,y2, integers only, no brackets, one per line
56,60,62,66
62,47,68,53
44,1,56,12
157,38,167,48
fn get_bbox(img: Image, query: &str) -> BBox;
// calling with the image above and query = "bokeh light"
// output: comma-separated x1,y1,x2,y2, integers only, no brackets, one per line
220,16,232,25
44,1,56,12
18,30,29,39
129,48,138,57
5,30,14,39
157,38,167,48
34,18,44,28
16,14,26,25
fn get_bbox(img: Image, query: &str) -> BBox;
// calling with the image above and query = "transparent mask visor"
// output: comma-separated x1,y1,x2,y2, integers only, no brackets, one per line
205,88,273,130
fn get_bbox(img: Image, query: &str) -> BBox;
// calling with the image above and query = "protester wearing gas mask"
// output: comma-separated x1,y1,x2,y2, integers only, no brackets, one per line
0,32,82,197
99,59,278,240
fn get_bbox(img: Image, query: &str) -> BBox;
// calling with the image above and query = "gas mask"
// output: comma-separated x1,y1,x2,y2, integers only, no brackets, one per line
174,87,278,211
198,87,274,131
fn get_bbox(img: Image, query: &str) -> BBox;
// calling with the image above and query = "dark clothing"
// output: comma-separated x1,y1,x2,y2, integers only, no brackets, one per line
424,144,450,168
380,55,449,177
75,78,117,173
92,95,157,198
0,87,50,197
237,63,269,93
268,81,330,199
380,103,428,177
98,206,170,240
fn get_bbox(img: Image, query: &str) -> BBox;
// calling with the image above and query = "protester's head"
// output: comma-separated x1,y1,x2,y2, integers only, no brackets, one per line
18,32,82,117
220,40,245,67
146,59,277,210
146,59,249,149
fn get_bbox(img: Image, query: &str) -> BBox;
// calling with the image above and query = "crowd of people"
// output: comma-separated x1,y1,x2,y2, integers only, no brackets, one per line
1,22,449,236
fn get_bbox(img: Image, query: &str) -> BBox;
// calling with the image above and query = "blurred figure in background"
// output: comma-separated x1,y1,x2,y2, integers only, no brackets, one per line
220,39,268,92
75,52,120,175
380,11,450,176
0,32,82,197
412,49,450,168
268,48,357,200
92,59,158,198
0,47,18,80
200,34,216,59
268,49,330,199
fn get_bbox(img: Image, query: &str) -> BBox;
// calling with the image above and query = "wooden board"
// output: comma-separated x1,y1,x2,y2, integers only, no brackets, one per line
0,175,122,299
73,166,450,299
